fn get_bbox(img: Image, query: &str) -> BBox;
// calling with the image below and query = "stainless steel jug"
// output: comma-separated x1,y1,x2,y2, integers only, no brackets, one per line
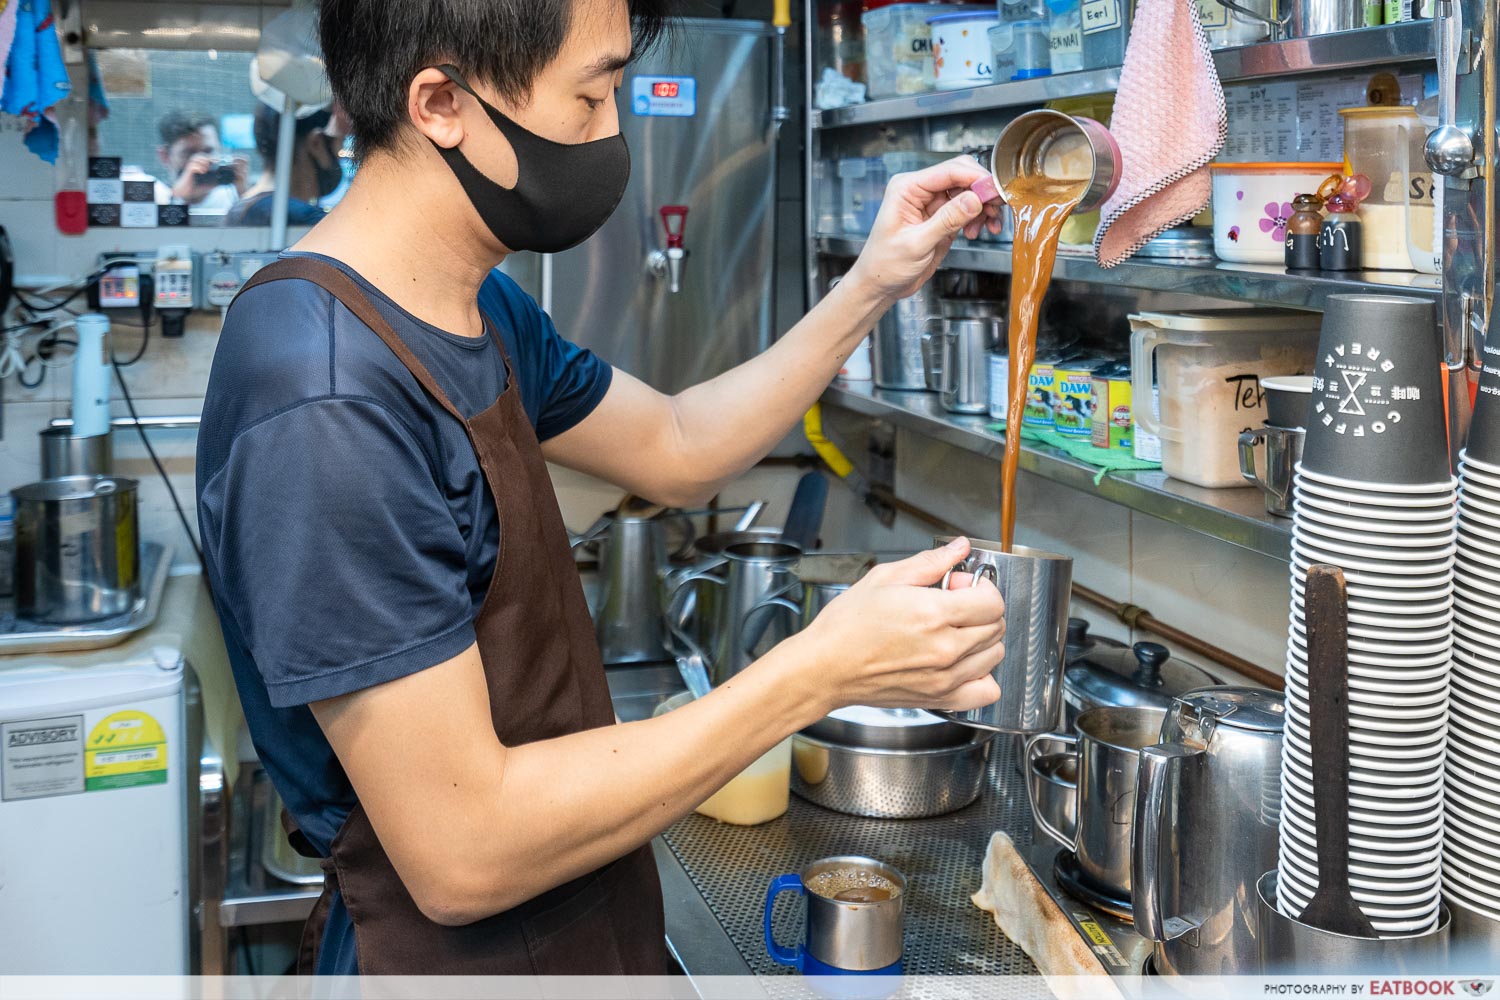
1134,687,1286,976
874,285,939,391
13,476,140,623
577,510,694,665
1027,706,1168,903
931,537,1071,735
923,316,1002,415
666,540,802,685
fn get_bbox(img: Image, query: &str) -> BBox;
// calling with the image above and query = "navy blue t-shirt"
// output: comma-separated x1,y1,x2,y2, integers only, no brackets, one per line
197,253,612,972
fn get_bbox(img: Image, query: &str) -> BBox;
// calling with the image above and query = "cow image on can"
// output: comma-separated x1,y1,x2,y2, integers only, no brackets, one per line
1052,360,1107,438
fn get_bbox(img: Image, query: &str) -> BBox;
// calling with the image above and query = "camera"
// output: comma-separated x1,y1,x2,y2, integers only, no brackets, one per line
198,159,239,187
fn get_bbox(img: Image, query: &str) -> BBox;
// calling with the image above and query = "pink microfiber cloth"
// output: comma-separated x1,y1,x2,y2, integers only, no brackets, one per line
1092,0,1227,268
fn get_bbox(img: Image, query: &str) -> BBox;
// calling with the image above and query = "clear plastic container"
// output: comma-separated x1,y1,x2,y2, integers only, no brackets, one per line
839,156,888,234
1011,19,1053,78
655,693,791,825
1129,310,1320,488
1081,0,1131,69
1048,0,1085,74
1341,105,1424,271
1404,115,1440,275
862,3,968,99
814,160,841,235
1197,0,1274,48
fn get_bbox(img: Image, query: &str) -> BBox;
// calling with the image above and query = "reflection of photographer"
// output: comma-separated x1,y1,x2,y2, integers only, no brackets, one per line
155,111,248,212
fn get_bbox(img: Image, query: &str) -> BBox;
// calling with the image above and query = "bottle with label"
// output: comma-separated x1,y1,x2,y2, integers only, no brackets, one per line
1285,193,1324,271
1319,199,1362,271
1047,0,1085,73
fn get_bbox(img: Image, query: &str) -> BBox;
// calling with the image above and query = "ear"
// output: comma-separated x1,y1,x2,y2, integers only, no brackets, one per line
408,68,466,149
157,146,172,168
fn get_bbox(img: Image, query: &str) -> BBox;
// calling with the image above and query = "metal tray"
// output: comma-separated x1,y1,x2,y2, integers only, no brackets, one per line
0,542,173,654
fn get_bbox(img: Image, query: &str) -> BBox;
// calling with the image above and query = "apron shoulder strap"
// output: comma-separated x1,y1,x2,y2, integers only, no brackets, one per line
235,256,469,426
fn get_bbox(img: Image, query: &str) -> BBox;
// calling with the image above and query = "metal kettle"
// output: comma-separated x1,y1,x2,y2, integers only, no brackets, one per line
577,508,694,665
1133,687,1285,976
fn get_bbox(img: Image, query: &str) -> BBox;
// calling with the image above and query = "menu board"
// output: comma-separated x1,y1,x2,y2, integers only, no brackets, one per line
1219,73,1426,163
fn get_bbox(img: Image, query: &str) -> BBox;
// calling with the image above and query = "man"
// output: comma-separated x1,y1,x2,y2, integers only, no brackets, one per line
198,0,1005,976
222,104,346,226
152,111,247,214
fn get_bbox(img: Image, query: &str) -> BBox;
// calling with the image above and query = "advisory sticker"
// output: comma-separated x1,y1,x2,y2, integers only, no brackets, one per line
2,715,85,801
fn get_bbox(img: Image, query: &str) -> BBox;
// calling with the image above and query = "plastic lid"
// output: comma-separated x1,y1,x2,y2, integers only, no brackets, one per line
12,476,140,503
928,8,999,21
1338,105,1419,117
1128,308,1322,332
1177,687,1285,733
1011,68,1053,80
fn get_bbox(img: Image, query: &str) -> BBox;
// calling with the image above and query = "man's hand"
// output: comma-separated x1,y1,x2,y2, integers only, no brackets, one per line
844,156,1003,305
232,156,250,194
781,537,1005,716
170,154,215,204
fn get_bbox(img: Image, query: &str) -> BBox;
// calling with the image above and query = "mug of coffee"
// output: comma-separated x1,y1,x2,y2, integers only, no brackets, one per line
764,856,906,975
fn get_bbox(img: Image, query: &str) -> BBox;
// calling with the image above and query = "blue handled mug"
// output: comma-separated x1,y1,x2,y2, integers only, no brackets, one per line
764,855,906,976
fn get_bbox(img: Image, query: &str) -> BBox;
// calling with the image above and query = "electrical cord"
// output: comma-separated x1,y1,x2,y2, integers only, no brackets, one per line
112,359,204,568
111,319,150,367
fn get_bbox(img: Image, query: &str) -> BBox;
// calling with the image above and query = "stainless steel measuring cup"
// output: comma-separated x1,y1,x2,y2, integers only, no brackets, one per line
968,110,1122,214
930,536,1072,735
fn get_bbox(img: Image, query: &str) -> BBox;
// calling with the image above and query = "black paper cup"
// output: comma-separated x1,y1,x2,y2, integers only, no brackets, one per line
1301,295,1449,486
1261,375,1314,429
1466,346,1500,467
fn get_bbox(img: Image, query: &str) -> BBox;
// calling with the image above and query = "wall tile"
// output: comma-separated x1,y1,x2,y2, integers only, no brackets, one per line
0,202,61,302
1129,511,1290,676
0,399,67,498
894,429,1002,540
1013,470,1133,603
104,396,203,571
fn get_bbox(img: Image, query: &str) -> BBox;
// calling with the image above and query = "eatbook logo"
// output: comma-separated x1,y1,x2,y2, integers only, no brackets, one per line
1461,982,1493,997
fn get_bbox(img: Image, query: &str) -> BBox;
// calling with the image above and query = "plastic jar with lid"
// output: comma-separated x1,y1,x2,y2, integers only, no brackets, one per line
1047,0,1084,73
1340,106,1427,270
863,3,981,99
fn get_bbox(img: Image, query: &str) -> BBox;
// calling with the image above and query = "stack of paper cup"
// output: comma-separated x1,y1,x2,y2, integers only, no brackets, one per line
1279,295,1454,937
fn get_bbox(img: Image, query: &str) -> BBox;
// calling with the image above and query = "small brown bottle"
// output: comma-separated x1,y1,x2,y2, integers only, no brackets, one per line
1285,193,1323,271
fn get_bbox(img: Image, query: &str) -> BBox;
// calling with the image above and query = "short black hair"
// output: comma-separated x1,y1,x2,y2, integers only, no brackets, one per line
252,105,333,164
319,0,672,159
158,111,215,147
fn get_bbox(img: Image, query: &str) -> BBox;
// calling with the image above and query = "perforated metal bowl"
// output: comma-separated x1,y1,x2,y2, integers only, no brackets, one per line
791,731,995,819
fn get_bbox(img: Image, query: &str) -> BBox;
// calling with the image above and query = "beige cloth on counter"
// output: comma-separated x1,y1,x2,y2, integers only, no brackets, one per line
973,831,1123,998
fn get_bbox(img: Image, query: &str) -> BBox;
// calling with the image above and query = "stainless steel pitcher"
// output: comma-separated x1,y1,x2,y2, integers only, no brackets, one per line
1134,687,1286,976
923,316,1002,415
577,510,694,665
665,540,802,685
931,537,1072,735
874,285,939,391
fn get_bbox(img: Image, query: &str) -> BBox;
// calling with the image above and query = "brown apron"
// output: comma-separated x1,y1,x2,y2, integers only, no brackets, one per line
237,257,667,975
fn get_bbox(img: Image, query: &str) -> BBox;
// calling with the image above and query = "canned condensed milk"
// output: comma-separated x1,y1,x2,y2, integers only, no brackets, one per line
1091,361,1133,451
1052,358,1108,438
1024,350,1072,429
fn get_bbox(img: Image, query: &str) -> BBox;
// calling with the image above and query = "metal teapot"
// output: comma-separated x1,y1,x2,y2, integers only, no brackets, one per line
1133,686,1285,976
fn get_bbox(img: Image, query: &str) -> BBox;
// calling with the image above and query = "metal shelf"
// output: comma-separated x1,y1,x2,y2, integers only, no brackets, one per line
811,22,1434,130
816,235,1442,311
823,382,1293,560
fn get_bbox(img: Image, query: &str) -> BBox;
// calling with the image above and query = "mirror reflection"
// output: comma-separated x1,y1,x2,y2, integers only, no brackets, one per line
90,47,352,227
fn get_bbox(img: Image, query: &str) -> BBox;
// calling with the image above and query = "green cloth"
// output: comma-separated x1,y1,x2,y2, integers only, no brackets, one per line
987,420,1163,484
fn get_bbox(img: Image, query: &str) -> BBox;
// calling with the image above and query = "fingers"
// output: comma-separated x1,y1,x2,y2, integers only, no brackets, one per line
939,579,1007,628
894,157,991,200
875,537,971,587
916,190,985,247
933,675,1002,713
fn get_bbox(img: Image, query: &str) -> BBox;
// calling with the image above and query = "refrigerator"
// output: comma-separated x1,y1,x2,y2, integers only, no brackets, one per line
0,651,189,973
544,18,781,394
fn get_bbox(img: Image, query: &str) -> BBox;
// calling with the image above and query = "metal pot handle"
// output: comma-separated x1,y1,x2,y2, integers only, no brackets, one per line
1238,427,1269,489
1133,743,1206,943
1024,732,1078,850
939,558,999,590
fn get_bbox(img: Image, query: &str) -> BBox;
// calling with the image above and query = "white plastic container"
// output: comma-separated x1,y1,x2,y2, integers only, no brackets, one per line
863,3,979,99
928,10,999,90
841,336,875,381
1129,310,1320,488
1197,0,1274,48
1208,162,1343,263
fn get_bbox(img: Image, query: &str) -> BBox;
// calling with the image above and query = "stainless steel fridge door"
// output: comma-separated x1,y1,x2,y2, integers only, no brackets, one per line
544,19,778,395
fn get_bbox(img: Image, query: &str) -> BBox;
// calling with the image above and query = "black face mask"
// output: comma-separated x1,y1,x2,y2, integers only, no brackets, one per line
431,64,630,254
314,134,344,198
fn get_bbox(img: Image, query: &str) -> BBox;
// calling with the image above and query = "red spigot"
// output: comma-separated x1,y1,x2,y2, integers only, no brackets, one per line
657,205,690,293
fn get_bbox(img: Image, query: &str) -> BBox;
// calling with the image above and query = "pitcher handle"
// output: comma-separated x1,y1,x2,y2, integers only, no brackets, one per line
664,558,728,649
1133,743,1204,943
921,318,945,393
1024,732,1079,850
940,558,998,591
740,585,804,660
1238,427,1269,488
763,874,806,970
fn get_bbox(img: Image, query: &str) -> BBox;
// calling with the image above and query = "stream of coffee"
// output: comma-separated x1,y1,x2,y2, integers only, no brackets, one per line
1000,174,1090,551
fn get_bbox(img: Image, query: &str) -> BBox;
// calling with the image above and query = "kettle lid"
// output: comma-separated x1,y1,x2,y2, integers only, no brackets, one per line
1176,686,1285,733
1066,639,1220,710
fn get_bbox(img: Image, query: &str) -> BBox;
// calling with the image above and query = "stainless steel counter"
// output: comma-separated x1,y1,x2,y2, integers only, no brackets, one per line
609,664,1044,976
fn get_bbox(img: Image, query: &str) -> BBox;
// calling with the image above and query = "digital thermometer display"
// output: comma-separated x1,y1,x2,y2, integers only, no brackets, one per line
652,82,679,98
631,76,696,117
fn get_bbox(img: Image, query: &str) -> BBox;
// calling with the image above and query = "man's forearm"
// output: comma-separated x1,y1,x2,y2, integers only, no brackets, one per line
662,270,892,492
418,640,829,923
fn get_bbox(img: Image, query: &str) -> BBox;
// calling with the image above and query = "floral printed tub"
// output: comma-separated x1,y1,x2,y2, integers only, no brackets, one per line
1209,162,1343,264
